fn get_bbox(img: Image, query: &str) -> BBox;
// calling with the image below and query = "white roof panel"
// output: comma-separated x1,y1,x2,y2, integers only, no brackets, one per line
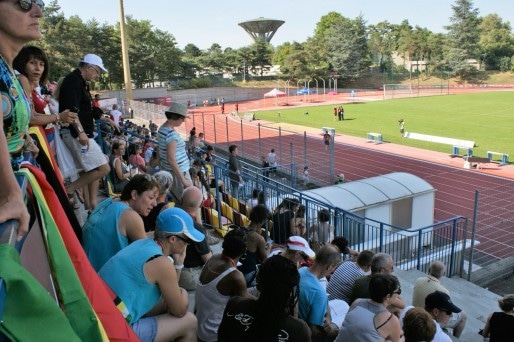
300,172,435,211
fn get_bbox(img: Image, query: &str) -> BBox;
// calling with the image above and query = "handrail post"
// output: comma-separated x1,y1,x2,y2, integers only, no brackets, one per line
379,223,384,253
449,218,458,277
417,229,423,271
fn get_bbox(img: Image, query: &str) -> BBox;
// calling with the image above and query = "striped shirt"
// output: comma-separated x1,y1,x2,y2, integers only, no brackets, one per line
157,125,190,173
327,261,365,303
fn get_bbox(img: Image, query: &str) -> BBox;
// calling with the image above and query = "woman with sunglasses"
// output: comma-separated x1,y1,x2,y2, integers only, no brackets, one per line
82,174,160,271
0,0,46,239
218,255,311,341
336,274,404,342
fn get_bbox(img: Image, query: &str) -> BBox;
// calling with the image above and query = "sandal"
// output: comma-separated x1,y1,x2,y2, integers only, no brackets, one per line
75,189,84,204
67,192,80,210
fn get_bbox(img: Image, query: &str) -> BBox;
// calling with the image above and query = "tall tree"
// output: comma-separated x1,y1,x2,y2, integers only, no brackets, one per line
479,14,514,70
445,0,482,77
326,15,371,82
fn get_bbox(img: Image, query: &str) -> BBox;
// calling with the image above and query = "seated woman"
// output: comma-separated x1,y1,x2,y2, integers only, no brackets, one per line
238,204,271,287
142,170,174,232
218,255,311,341
99,207,202,342
82,174,159,271
109,141,136,193
195,228,250,342
128,143,147,174
482,294,514,341
335,274,404,342
310,208,335,245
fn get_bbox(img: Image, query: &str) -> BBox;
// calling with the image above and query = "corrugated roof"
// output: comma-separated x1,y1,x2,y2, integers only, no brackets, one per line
300,172,435,211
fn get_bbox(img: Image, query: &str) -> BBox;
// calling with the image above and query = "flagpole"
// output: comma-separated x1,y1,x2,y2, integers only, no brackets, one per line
118,0,134,115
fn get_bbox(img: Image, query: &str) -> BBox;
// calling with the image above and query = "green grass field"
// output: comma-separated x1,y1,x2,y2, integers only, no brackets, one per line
253,92,514,161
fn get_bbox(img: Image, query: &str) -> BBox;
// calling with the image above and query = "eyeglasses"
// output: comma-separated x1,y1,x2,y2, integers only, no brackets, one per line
393,287,402,295
17,0,45,12
89,65,101,77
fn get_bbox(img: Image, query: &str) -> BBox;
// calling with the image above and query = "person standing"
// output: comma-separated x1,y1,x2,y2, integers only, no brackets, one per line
157,102,191,202
267,148,277,175
0,0,46,239
323,130,331,151
109,104,123,126
228,144,242,198
399,119,405,137
59,54,116,212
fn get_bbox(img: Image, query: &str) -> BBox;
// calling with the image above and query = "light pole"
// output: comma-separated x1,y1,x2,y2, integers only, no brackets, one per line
118,0,133,107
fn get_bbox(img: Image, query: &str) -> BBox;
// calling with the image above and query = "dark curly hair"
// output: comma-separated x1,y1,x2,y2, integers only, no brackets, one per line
253,255,300,340
222,227,247,259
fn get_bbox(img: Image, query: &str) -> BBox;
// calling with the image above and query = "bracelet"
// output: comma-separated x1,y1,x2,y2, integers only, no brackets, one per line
174,264,184,270
55,113,60,123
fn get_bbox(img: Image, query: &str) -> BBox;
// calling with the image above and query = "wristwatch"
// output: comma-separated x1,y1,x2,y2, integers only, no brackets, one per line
77,125,84,133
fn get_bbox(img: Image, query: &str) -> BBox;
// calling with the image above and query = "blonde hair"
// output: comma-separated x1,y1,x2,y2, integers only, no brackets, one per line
498,294,514,312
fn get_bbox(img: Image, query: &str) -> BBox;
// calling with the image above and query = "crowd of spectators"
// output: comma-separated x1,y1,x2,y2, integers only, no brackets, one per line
2,4,511,341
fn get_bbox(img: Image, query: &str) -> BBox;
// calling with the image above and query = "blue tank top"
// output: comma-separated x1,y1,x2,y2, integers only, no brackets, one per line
99,239,162,324
82,198,130,271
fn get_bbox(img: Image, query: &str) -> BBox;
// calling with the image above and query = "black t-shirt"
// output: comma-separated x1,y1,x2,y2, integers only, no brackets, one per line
218,296,310,342
59,69,103,137
177,210,211,268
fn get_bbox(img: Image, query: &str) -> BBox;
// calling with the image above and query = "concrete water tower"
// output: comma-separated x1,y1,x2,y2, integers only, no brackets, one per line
238,17,285,43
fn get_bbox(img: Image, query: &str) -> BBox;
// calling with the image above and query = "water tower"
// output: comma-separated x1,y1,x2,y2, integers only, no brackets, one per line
238,17,285,43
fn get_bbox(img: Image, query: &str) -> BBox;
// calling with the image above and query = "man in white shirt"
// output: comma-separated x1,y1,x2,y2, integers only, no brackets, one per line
267,148,277,175
109,104,123,126
424,291,462,342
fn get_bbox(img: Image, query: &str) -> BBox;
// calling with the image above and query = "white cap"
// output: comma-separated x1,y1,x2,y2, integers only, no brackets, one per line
81,54,107,73
286,236,315,258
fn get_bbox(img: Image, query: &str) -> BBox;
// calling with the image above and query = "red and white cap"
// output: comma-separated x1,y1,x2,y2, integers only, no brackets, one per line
286,236,315,258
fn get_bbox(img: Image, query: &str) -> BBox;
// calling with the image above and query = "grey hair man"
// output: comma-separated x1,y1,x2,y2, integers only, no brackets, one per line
412,261,467,338
350,253,405,313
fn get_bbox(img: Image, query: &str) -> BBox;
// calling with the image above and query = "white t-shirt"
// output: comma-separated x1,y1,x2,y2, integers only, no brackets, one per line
110,109,123,125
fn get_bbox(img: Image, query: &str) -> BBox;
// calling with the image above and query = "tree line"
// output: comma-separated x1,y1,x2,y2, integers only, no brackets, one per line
38,0,514,91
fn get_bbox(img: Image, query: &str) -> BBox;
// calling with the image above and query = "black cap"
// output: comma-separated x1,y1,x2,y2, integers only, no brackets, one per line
425,291,461,313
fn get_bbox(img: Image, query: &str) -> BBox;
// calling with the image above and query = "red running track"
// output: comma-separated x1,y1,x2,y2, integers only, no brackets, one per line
185,102,514,264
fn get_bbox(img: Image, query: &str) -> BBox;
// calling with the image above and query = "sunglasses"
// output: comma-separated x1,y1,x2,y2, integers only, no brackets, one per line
17,0,45,12
393,287,402,295
173,235,192,245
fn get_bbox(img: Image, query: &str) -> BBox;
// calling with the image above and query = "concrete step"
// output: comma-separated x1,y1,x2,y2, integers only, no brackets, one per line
393,267,500,341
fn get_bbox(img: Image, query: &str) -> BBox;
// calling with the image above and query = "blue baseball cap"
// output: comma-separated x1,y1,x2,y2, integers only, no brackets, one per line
156,208,204,242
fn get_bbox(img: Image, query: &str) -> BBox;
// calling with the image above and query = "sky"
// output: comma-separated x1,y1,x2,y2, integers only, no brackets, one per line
54,0,514,50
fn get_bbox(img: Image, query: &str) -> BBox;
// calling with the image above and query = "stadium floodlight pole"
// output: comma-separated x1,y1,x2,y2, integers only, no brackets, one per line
118,0,134,106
